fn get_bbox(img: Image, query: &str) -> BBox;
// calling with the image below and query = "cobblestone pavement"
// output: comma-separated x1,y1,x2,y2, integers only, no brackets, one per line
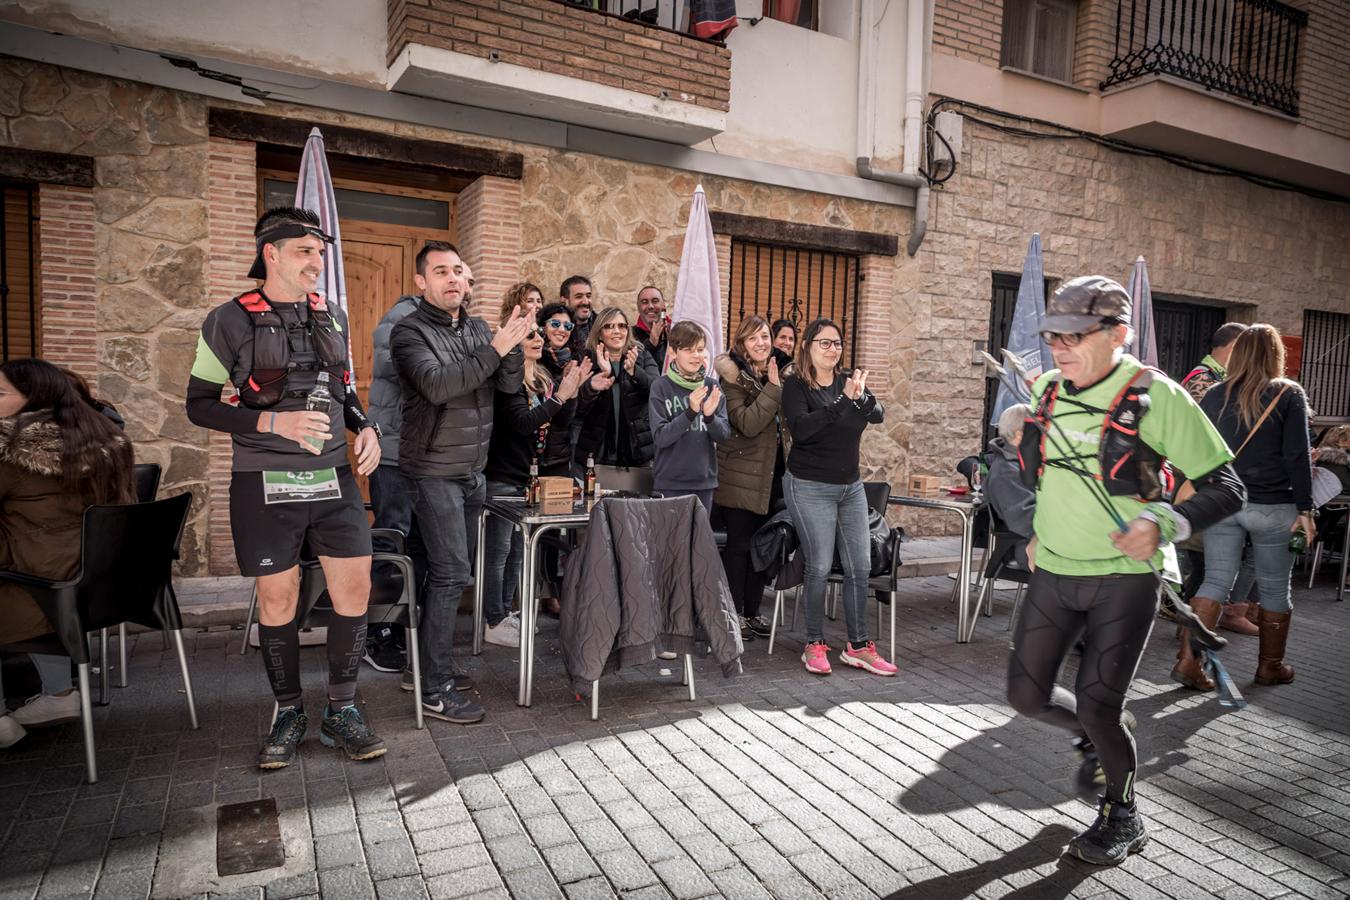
2,574,1348,900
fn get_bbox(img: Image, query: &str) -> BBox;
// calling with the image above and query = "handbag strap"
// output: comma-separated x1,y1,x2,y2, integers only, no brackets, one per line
1233,383,1290,457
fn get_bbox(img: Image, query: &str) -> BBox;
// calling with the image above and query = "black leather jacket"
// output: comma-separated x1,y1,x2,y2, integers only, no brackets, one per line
390,302,524,478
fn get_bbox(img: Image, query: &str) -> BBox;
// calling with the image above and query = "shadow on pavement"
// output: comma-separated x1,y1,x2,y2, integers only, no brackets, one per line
882,824,1091,899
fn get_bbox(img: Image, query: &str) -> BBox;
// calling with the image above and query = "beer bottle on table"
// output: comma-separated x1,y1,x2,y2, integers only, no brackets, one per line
584,456,597,499
528,458,540,505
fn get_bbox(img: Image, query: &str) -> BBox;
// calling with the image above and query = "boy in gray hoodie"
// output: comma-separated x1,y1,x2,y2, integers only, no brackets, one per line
648,321,731,511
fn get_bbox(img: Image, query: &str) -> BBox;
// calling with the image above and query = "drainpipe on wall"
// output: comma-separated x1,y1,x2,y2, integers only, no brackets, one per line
855,0,931,256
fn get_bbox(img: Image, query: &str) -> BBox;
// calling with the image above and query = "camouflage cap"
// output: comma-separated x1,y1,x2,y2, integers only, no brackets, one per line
1041,275,1132,334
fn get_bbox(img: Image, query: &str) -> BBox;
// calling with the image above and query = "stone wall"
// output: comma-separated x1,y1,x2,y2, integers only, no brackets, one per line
1,57,217,572
901,115,1350,531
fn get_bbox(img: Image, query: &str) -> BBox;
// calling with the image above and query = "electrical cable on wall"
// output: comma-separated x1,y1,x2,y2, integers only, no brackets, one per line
920,95,1349,205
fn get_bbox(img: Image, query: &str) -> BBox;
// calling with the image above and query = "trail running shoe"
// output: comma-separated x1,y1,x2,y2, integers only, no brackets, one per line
802,642,831,675
320,705,387,761
840,641,898,676
258,706,307,770
1067,797,1149,865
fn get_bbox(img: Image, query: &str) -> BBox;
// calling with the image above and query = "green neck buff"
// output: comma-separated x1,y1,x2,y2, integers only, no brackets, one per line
666,365,706,392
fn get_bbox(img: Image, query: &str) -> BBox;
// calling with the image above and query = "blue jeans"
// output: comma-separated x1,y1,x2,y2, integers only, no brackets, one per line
483,479,525,627
411,472,486,692
1199,503,1298,613
783,473,871,644
369,464,427,591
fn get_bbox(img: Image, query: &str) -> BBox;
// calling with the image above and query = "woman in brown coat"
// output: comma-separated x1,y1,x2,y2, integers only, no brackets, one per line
712,315,793,641
1,358,134,747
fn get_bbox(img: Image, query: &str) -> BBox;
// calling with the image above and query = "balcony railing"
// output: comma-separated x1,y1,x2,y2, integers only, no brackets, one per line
1101,0,1308,116
556,0,723,43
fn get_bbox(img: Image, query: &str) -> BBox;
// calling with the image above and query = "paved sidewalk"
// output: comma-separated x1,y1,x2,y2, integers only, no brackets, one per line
2,574,1347,899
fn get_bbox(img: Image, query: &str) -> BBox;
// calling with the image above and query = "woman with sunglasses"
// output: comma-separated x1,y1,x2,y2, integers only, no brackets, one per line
781,317,894,678
537,303,577,378
481,313,591,647
574,307,658,468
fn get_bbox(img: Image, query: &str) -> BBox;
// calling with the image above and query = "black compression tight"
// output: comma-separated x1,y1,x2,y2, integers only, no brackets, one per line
1007,568,1158,805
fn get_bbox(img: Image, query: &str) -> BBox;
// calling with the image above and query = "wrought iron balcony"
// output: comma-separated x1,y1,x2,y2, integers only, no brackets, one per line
1101,0,1308,116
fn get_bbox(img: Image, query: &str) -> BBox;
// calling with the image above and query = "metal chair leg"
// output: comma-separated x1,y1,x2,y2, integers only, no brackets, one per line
241,584,258,655
170,629,199,730
118,623,128,688
95,628,111,707
1007,583,1028,649
76,663,97,784
790,585,800,631
409,624,424,730
1309,543,1323,589
827,583,838,620
889,593,897,662
684,654,695,701
590,680,600,721
768,589,782,655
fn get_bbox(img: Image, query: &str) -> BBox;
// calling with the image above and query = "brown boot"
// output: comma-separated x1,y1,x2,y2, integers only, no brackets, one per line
1219,602,1260,636
1254,608,1295,685
1171,597,1221,691
1245,599,1260,627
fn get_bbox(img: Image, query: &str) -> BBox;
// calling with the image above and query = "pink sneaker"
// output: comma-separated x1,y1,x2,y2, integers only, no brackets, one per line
840,641,898,676
801,642,832,675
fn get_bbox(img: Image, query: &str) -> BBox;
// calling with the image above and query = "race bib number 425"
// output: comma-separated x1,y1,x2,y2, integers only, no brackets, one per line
263,468,342,504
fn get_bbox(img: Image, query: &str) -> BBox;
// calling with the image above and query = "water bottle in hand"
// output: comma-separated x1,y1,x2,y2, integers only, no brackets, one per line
305,371,332,452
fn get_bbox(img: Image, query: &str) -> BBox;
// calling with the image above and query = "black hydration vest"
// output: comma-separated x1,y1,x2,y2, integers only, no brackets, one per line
1017,367,1175,501
234,291,348,409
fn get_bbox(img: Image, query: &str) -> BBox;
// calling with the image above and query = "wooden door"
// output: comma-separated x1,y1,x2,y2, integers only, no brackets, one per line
342,227,427,504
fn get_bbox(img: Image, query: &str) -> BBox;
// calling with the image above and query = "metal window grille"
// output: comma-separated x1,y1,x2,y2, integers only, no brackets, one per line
1152,296,1227,383
726,239,861,362
1301,309,1350,418
0,183,39,362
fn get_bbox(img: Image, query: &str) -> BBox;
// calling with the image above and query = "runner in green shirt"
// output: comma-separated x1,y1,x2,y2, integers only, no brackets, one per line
1007,276,1244,866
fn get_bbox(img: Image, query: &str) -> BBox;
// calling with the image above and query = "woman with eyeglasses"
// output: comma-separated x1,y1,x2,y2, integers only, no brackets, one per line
713,315,794,642
481,310,592,647
537,303,577,378
781,317,894,678
574,306,658,468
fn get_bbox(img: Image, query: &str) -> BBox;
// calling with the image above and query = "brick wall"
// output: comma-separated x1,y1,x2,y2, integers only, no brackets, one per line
457,174,524,324
1296,0,1350,140
1072,0,1115,89
932,0,1002,66
389,0,731,112
854,255,895,400
37,184,97,381
205,137,258,575
903,117,1350,531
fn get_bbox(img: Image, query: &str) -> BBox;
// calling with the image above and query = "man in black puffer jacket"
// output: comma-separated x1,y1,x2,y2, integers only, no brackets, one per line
391,241,529,725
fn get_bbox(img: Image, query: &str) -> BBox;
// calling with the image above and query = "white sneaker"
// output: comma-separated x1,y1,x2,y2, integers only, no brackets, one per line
0,715,25,749
484,614,522,648
12,691,81,727
657,650,678,660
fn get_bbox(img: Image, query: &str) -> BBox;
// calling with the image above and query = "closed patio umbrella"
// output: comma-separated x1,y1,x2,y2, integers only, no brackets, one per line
1126,255,1158,368
671,184,723,376
294,127,352,367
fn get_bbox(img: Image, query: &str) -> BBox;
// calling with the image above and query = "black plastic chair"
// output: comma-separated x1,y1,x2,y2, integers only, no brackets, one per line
0,493,197,783
98,463,165,695
769,482,904,659
241,528,423,728
968,504,1032,645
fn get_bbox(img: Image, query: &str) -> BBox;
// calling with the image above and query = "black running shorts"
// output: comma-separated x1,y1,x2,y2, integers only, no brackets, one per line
229,466,373,576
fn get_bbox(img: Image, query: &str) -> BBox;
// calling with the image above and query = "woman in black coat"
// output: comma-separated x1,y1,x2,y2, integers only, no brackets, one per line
573,306,658,468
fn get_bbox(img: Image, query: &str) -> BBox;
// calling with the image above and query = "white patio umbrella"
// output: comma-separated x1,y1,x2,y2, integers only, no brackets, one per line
670,184,723,376
1126,255,1158,368
294,127,352,366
